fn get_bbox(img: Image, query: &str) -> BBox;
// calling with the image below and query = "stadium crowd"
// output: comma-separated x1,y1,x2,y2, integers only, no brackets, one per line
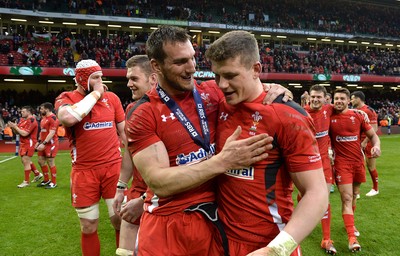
1,34,400,77
1,0,399,38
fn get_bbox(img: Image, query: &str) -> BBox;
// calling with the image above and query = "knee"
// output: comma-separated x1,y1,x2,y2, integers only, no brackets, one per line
110,214,121,230
80,218,98,234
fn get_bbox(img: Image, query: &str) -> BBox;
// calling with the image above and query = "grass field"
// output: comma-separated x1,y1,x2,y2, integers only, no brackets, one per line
0,135,399,255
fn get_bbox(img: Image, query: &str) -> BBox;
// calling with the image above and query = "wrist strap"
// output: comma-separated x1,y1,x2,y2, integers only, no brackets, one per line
267,231,298,256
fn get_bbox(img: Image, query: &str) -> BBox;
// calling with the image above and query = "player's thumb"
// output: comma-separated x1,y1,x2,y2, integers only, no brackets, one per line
226,126,242,143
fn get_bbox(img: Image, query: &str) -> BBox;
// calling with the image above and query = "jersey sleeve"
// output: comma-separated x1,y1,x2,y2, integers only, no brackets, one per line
54,91,75,112
359,112,373,133
126,103,160,157
49,115,59,131
274,105,322,172
367,108,378,125
20,117,37,134
109,92,125,123
199,79,225,102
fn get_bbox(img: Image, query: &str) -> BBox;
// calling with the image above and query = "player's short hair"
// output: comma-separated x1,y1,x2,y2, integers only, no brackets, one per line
21,105,34,114
146,25,191,63
205,30,259,69
326,93,332,98
351,90,365,102
126,55,152,77
309,84,327,96
40,102,54,111
334,88,350,99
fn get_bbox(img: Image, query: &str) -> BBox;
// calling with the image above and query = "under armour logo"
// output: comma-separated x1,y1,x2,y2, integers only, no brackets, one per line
220,112,228,121
161,113,176,122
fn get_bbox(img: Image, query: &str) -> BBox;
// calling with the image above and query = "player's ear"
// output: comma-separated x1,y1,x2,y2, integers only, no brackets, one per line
150,59,161,74
253,61,262,77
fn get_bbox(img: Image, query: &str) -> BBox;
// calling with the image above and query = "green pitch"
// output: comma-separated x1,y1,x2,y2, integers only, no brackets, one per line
0,135,399,255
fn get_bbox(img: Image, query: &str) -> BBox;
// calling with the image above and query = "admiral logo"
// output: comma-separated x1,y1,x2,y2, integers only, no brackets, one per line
225,167,254,180
350,116,355,124
176,144,216,165
323,110,327,119
308,154,321,163
83,121,113,130
315,130,328,138
336,135,357,142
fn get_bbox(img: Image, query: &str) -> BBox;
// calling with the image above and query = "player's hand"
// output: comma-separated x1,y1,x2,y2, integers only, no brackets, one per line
113,189,126,216
7,121,16,129
371,146,381,158
247,247,276,256
361,140,368,150
216,126,273,171
92,83,107,96
262,83,293,104
120,197,144,224
36,143,45,151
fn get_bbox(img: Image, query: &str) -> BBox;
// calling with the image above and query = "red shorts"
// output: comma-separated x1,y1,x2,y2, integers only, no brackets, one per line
228,238,302,256
19,143,35,157
137,211,223,256
363,143,373,159
334,162,366,185
321,154,333,184
37,142,59,158
70,161,121,208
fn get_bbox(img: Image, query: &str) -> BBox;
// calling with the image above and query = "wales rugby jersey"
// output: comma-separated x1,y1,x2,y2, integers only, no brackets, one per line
126,81,224,215
55,90,125,168
216,91,322,245
330,109,372,164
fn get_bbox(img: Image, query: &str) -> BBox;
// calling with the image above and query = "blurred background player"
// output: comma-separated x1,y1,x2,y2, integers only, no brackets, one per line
325,93,332,105
113,55,157,256
350,91,380,197
330,88,381,252
8,105,42,188
35,102,59,189
55,59,126,256
301,85,336,254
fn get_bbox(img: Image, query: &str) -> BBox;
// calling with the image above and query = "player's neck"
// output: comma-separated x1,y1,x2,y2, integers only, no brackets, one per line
158,82,191,97
246,81,263,103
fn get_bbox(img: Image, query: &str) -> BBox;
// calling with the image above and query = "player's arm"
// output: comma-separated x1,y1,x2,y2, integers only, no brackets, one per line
361,122,378,146
113,144,134,215
116,120,126,147
300,91,310,107
133,126,272,198
365,127,381,158
287,169,328,243
57,84,105,127
262,83,293,104
36,129,56,151
249,169,328,256
7,121,29,137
